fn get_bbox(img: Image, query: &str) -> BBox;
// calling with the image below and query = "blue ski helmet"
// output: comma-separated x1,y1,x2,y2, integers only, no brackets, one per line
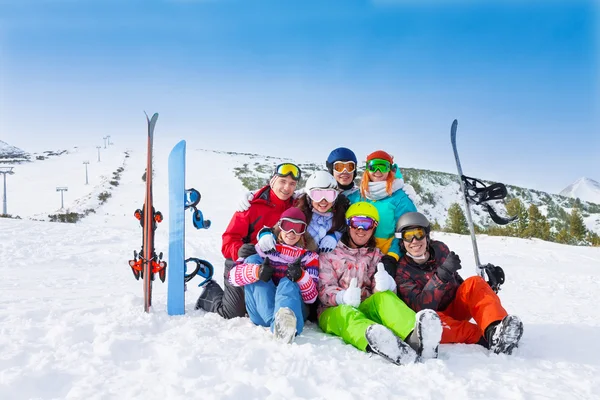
326,147,358,178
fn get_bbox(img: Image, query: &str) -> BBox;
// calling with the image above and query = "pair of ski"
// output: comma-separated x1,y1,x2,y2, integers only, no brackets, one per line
128,113,213,314
451,119,516,292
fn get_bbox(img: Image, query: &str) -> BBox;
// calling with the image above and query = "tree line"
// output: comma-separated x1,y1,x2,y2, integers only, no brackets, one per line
441,199,600,246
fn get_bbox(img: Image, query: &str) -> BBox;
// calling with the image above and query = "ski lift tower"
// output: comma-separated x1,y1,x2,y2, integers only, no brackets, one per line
0,167,15,215
56,186,68,210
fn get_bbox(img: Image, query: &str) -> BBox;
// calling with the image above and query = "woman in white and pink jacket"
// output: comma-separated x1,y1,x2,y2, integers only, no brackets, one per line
318,202,443,365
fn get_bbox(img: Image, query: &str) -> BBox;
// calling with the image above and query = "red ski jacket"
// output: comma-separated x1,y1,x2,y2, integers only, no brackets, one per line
221,185,294,260
395,240,464,312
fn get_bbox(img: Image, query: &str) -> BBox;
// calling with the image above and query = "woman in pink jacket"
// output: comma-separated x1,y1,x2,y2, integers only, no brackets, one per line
318,202,442,365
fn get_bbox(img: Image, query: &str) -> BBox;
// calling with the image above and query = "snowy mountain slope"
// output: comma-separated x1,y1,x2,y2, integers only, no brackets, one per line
1,139,600,399
0,144,129,220
560,177,600,205
0,140,29,163
222,154,600,236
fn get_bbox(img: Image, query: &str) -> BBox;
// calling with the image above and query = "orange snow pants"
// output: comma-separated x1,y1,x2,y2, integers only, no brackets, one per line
438,276,507,344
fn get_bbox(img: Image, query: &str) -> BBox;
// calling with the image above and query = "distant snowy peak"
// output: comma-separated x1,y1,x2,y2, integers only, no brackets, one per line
560,177,600,205
0,140,29,162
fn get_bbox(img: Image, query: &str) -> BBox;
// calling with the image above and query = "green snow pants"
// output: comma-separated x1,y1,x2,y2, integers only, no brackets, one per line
318,291,416,352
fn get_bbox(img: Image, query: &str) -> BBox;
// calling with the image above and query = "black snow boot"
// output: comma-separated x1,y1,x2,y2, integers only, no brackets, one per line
365,324,417,366
485,315,524,355
195,280,224,312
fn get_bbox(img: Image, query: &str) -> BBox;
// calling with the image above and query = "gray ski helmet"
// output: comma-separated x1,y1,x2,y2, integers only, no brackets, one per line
395,212,430,234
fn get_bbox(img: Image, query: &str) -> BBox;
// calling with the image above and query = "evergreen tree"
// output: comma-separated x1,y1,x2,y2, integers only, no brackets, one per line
505,198,528,237
587,231,600,247
525,204,547,239
569,208,587,242
430,219,442,232
555,228,571,245
445,203,469,234
540,220,552,241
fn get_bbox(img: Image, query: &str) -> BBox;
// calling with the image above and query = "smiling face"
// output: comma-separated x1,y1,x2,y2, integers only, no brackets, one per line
348,224,375,248
369,170,389,182
271,176,297,201
403,235,428,258
311,198,333,213
280,230,301,246
333,169,354,186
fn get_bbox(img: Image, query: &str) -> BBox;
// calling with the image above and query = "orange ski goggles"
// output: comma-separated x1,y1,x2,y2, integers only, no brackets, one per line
333,161,356,173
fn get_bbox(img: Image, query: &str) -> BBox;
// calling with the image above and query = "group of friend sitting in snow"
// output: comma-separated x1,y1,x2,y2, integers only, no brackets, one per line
195,148,524,365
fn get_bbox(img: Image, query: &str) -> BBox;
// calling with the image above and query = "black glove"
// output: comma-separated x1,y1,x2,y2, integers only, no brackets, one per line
380,255,398,278
258,258,274,282
286,257,304,282
238,243,257,259
437,251,462,282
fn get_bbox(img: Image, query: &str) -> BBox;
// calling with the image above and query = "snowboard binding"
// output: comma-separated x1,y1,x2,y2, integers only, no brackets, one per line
461,175,517,226
185,188,211,229
184,257,214,287
481,263,505,293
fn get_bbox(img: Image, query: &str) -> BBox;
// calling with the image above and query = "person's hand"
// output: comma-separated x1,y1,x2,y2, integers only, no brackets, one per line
380,255,398,278
285,257,304,282
335,278,361,307
257,230,277,254
401,183,418,203
374,263,397,293
236,191,255,212
318,234,338,253
437,251,462,282
258,258,274,282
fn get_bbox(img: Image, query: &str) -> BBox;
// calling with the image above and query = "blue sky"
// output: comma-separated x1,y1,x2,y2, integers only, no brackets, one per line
0,0,597,194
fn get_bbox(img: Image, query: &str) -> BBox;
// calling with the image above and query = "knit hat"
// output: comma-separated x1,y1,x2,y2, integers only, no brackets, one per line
326,147,358,179
279,207,307,224
366,150,393,164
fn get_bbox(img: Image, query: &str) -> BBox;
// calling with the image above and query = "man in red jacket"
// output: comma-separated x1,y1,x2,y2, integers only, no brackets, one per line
196,163,301,319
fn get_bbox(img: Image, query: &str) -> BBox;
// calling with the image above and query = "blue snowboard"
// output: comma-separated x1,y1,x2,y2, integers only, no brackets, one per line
168,140,186,315
167,140,214,316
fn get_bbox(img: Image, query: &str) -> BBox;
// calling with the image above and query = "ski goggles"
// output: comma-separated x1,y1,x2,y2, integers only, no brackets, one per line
347,216,377,231
279,218,307,235
274,163,302,181
333,161,356,173
308,188,338,203
366,159,392,173
396,227,427,242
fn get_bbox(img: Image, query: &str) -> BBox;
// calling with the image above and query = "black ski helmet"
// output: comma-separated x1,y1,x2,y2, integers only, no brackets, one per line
395,212,431,235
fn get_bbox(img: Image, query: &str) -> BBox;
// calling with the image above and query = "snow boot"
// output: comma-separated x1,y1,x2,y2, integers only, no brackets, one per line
486,315,524,355
194,280,223,311
365,324,418,366
273,307,297,344
405,309,443,360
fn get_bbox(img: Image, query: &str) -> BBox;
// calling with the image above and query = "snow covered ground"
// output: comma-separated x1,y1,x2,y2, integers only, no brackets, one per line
1,137,599,399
